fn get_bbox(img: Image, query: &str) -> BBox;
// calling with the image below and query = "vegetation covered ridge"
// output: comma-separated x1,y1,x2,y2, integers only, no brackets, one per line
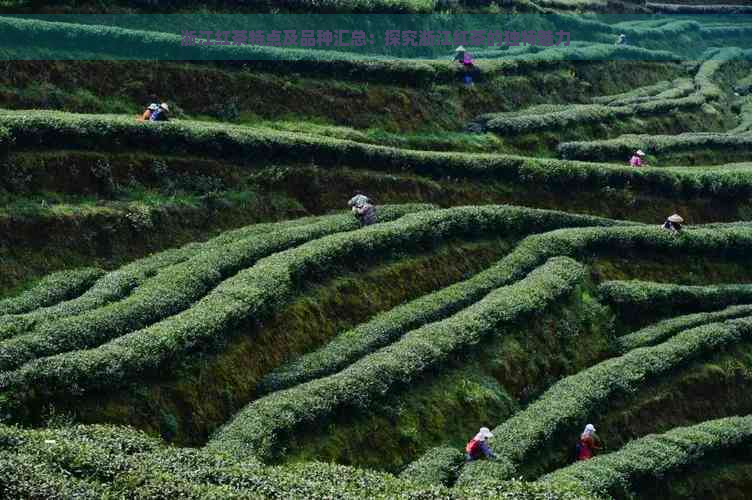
208,256,587,461
0,267,103,316
456,315,752,482
618,304,752,351
0,205,428,412
0,214,332,340
540,416,752,498
0,422,597,499
6,110,752,200
0,206,426,372
259,207,632,393
0,205,592,419
470,51,740,135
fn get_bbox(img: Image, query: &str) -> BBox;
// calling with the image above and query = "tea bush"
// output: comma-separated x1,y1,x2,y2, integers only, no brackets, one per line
599,280,752,319
0,205,425,373
458,315,752,482
541,416,752,497
260,207,630,393
6,110,752,198
209,257,586,462
0,268,103,317
618,304,752,351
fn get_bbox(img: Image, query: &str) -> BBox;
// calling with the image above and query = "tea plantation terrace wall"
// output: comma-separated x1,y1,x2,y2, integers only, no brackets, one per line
0,214,333,340
0,205,622,421
540,416,752,498
456,315,752,483
7,111,752,200
208,256,587,461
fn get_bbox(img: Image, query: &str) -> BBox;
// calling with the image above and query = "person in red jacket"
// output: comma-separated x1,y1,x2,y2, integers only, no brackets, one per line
465,427,497,461
577,424,602,461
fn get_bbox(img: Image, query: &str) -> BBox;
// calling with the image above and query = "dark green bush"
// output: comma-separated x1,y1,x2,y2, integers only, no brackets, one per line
209,257,587,462
0,268,103,318
599,280,752,319
618,304,752,351
541,416,752,498
0,213,327,340
0,205,424,373
5,110,752,199
458,315,752,483
260,207,630,393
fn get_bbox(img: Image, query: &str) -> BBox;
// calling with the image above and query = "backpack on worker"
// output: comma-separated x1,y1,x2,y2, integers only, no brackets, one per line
466,438,481,459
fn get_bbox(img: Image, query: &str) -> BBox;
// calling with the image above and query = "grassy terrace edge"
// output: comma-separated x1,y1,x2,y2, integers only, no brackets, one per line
4,111,752,199
540,416,752,498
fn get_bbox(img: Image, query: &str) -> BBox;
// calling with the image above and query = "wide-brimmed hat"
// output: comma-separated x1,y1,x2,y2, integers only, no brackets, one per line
619,33,626,38
476,427,494,440
148,103,159,111
455,45,466,52
636,150,646,156
160,103,169,111
668,214,684,223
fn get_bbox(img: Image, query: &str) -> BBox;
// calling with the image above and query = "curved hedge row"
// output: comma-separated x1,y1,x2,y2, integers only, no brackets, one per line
540,416,752,497
478,95,704,134
457,315,752,483
476,48,729,134
0,423,596,500
0,205,537,415
388,226,752,483
208,257,587,462
259,208,630,393
0,215,319,340
0,16,589,85
0,209,413,373
649,3,752,14
591,78,687,106
0,245,200,341
0,267,103,317
472,52,732,135
477,41,679,62
618,303,752,352
397,446,465,486
599,280,752,319
6,110,752,199
558,132,752,162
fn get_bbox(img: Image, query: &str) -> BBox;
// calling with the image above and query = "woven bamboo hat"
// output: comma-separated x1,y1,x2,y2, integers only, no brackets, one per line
668,214,684,223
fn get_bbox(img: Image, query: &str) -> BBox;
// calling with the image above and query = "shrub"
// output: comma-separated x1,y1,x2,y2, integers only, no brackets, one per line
599,280,752,320
541,416,752,498
208,257,587,462
0,268,103,318
398,446,465,486
559,132,752,163
0,212,329,340
259,207,632,394
0,422,596,499
0,205,534,414
6,110,752,199
651,3,752,14
0,206,423,373
618,304,752,352
476,53,738,135
591,78,678,105
457,315,752,483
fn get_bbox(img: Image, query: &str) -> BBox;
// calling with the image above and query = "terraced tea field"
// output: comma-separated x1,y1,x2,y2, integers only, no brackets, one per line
2,2,752,499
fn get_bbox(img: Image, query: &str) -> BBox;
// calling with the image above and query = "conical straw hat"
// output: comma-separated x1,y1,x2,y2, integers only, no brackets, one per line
668,214,684,223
